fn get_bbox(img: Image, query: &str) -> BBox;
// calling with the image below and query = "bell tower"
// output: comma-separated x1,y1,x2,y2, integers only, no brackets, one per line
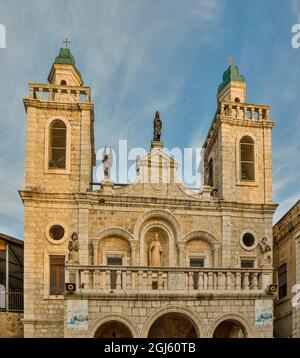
23,44,95,193
203,62,275,204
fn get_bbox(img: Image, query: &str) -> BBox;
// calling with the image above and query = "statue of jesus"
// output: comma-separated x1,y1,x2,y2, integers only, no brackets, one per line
149,232,163,266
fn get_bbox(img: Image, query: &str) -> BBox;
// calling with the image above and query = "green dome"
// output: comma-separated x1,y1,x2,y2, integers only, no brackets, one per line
218,65,245,93
53,47,82,81
54,48,76,65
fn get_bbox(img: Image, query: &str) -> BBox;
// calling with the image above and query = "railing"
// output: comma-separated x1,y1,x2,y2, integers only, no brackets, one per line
66,265,272,294
220,101,270,121
0,291,23,312
28,83,91,103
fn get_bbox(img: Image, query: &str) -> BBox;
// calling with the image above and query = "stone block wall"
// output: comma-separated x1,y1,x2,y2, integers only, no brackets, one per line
0,312,23,338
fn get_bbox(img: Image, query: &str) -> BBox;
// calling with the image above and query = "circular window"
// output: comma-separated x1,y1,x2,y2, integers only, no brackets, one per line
240,232,257,250
49,225,65,241
45,222,68,245
243,233,255,247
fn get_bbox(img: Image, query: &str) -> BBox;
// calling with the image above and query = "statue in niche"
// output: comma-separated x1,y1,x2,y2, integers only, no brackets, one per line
257,237,272,268
149,232,162,266
153,111,162,141
68,232,79,262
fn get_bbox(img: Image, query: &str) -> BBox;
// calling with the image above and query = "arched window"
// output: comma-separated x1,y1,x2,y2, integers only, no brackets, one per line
240,136,255,181
208,158,214,187
60,80,67,85
49,119,67,169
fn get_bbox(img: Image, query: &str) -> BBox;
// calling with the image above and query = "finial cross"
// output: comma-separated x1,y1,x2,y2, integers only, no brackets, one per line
63,37,71,49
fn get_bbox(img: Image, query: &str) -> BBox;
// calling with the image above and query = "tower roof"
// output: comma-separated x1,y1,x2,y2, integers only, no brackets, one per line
218,65,245,94
48,47,83,84
54,47,76,66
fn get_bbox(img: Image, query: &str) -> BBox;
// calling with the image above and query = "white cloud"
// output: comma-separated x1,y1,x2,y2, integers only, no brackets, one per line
0,0,223,235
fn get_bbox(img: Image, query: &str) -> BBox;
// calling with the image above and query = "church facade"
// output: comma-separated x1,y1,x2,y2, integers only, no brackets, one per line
19,47,277,338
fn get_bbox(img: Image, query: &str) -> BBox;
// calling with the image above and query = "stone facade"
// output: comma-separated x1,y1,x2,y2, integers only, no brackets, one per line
20,50,277,338
273,200,300,337
0,312,23,338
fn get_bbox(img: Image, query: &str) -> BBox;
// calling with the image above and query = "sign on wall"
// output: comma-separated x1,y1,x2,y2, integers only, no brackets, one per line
168,272,185,290
255,300,273,326
67,300,88,331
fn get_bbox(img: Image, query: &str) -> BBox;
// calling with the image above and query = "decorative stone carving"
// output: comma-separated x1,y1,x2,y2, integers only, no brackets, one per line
149,232,162,266
257,237,272,268
68,232,79,262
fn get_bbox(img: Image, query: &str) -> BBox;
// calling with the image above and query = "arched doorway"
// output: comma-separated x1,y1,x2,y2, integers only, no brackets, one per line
94,320,133,338
213,319,247,338
148,313,198,338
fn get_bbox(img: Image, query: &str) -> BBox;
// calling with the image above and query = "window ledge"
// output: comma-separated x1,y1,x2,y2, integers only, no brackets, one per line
44,168,70,175
236,181,258,187
45,295,64,300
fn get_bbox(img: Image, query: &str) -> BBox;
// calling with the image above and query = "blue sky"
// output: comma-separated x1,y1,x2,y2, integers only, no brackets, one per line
0,0,300,239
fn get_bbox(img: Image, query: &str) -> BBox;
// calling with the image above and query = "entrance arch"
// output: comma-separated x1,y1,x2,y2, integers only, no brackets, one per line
213,319,248,338
147,312,198,338
94,320,133,338
143,305,207,338
87,313,140,338
210,313,253,338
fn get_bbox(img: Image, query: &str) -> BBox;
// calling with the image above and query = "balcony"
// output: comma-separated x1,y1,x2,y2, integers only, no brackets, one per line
65,265,273,297
0,291,23,312
220,101,270,121
27,83,91,103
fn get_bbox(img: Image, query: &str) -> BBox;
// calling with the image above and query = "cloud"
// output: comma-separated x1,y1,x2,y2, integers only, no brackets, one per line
0,0,223,238
273,193,300,225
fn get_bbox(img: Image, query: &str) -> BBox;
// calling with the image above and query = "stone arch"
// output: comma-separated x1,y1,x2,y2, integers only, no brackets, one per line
97,227,136,247
134,210,182,240
182,231,218,246
87,313,140,338
209,313,255,338
92,227,137,265
141,305,207,338
180,231,221,267
134,210,182,266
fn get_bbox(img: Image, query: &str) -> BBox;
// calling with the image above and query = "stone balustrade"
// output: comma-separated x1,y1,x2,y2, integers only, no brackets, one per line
66,265,272,294
28,83,91,103
220,101,270,121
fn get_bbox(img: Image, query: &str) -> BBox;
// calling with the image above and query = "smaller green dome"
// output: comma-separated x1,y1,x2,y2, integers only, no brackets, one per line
54,48,76,65
218,65,245,93
52,47,82,81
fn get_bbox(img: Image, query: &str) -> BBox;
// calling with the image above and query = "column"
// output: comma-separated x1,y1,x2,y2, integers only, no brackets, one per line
80,109,92,192
213,243,221,267
131,242,138,266
221,212,232,267
91,240,99,265
177,243,185,266
78,206,89,265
